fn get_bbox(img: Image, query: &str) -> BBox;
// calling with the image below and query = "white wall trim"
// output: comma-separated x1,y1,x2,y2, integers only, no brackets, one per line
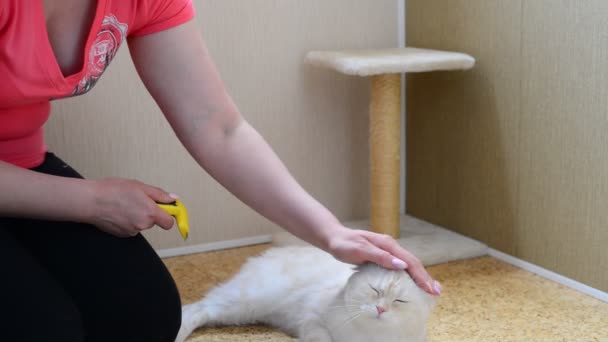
156,235,273,258
488,248,608,303
398,0,406,214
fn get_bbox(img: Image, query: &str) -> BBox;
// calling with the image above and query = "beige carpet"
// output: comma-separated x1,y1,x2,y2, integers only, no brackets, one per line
164,244,608,342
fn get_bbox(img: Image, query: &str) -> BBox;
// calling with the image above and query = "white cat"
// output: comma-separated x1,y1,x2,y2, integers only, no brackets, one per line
176,246,435,342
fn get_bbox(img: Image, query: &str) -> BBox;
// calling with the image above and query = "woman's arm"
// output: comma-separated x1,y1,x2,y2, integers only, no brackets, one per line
0,160,95,221
0,160,176,237
128,22,441,295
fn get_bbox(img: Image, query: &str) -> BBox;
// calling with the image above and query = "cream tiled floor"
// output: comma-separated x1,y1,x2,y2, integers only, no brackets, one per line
163,244,608,342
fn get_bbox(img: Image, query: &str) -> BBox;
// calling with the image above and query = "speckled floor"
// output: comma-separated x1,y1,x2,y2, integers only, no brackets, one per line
163,244,608,342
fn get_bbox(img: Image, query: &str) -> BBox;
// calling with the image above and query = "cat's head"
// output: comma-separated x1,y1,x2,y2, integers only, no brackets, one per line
341,263,435,333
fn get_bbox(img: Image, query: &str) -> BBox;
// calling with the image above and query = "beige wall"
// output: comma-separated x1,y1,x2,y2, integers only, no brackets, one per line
45,0,399,250
406,0,608,291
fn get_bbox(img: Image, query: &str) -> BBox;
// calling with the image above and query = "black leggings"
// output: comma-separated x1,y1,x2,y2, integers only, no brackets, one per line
0,153,181,341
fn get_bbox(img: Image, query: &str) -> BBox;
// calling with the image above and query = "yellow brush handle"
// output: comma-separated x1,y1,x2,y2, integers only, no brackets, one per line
157,199,190,240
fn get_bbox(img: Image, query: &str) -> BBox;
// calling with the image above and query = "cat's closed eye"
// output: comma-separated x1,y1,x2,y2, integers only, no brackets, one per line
369,285,380,296
394,299,409,304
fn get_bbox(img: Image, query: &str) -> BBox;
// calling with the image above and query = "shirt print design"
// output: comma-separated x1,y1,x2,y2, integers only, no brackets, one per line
71,14,128,96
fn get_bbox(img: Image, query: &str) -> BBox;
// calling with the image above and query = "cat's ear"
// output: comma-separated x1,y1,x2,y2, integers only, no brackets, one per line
353,262,376,273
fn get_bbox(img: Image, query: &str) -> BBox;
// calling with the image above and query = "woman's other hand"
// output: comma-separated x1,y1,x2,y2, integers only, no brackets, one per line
87,178,177,237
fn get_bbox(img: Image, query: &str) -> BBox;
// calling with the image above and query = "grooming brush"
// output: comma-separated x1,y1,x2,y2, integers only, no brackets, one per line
157,199,190,240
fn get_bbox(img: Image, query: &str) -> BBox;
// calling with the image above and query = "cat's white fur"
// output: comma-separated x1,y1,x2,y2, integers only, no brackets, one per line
176,246,435,342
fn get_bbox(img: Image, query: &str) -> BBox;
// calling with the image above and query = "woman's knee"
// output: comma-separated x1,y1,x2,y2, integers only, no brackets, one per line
122,238,182,340
142,272,182,340
83,247,182,342
114,271,182,341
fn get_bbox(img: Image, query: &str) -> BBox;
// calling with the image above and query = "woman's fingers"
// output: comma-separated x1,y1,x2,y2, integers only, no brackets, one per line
142,184,178,204
364,244,408,270
135,184,177,230
152,206,176,230
362,231,441,296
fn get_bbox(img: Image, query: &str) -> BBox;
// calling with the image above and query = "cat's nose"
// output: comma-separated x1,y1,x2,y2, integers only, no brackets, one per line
376,306,386,315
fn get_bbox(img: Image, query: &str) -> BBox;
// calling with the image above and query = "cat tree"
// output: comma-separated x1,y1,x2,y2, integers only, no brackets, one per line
274,48,488,266
306,48,475,238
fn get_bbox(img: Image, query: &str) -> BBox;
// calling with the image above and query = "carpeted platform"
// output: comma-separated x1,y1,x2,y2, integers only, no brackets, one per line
164,244,608,341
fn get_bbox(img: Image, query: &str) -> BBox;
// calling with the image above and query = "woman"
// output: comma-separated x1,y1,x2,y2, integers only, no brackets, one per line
0,0,441,341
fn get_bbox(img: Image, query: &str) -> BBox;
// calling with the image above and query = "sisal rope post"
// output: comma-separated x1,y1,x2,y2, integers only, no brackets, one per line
369,74,401,238
305,48,474,239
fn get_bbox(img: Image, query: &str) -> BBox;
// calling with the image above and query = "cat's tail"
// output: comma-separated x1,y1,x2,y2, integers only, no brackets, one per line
174,303,209,342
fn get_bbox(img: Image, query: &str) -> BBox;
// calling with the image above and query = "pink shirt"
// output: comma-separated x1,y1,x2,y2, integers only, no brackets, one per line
0,0,195,168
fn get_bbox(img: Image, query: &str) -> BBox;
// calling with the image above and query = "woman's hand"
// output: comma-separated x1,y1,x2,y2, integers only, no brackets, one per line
87,178,177,237
326,225,442,296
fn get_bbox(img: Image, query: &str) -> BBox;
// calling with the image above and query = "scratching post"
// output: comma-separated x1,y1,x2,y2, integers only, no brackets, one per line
306,48,475,238
370,74,401,237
